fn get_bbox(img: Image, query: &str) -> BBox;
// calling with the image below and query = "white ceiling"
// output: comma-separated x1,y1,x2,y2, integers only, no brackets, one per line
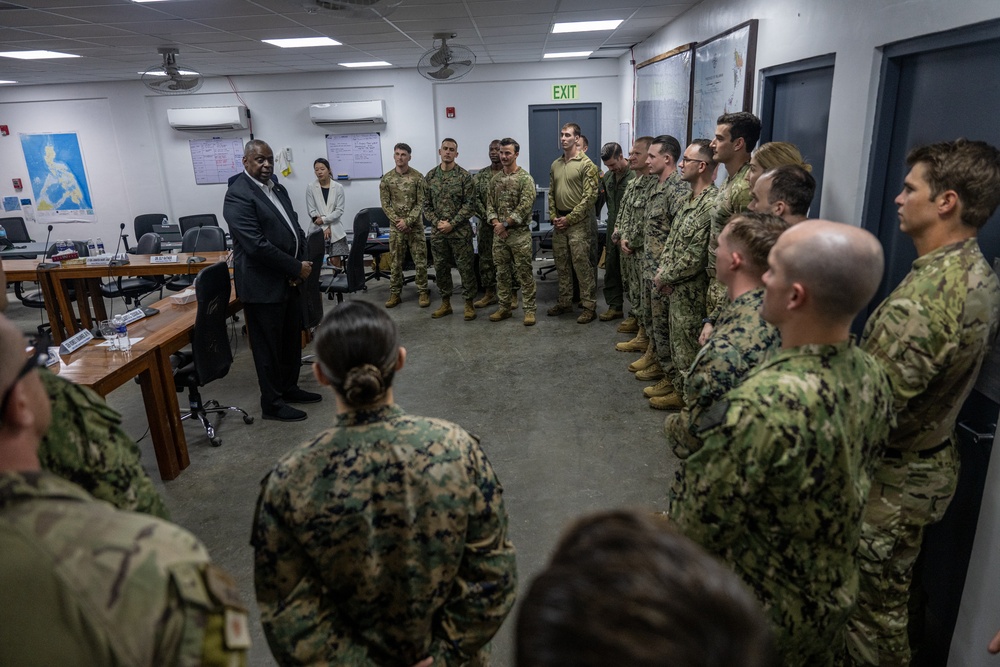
0,0,700,86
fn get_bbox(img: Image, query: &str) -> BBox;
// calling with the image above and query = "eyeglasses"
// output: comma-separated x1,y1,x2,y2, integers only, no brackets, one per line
680,157,707,166
0,340,49,422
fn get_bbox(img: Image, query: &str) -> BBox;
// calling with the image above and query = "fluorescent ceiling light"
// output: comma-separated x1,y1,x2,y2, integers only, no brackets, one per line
339,61,391,68
552,20,623,33
263,37,341,48
139,70,199,76
544,51,593,59
0,80,17,84
131,0,172,3
0,50,79,60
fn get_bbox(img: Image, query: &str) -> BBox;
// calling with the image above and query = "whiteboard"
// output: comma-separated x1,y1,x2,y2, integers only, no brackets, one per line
325,132,383,180
189,138,244,185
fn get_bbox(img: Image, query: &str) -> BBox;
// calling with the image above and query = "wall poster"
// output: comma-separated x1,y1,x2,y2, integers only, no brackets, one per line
691,20,759,143
635,43,695,145
19,132,96,224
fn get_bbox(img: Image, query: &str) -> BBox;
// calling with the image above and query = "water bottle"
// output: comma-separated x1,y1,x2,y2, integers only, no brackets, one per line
57,239,68,253
87,238,98,256
0,224,6,245
96,237,105,255
112,314,130,351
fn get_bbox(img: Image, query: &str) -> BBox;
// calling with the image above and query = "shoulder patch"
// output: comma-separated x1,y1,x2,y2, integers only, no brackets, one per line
204,564,246,611
694,399,730,433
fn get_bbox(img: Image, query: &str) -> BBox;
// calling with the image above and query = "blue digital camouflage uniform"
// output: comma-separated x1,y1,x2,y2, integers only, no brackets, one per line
617,174,658,315
644,171,691,372
657,183,718,391
705,163,752,320
252,404,517,667
549,153,600,310
487,166,538,315
603,168,635,311
425,163,478,302
670,340,895,667
846,237,1000,667
380,167,428,297
37,368,169,519
473,167,503,293
0,471,249,666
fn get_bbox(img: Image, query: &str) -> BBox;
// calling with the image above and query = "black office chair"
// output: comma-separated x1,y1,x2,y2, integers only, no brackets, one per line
320,212,369,302
166,226,227,292
99,232,163,307
134,213,167,242
358,208,391,282
0,216,32,243
179,213,220,235
170,261,252,447
535,229,557,280
14,241,88,336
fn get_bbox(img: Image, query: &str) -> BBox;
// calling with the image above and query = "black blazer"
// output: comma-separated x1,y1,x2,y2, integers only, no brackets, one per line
223,172,307,304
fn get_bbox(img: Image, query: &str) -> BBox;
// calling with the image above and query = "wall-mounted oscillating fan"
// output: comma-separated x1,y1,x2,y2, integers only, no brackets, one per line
304,0,403,18
418,34,476,82
141,48,203,95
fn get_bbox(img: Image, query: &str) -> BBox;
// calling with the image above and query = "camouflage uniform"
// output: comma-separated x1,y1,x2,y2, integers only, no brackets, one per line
380,167,428,297
473,167,503,292
425,164,478,301
705,163,752,320
644,171,690,371
549,153,600,310
670,340,894,667
617,174,657,314
488,167,538,315
37,369,169,519
252,404,517,667
602,168,635,311
846,238,1000,667
657,183,718,390
0,471,249,666
664,287,780,460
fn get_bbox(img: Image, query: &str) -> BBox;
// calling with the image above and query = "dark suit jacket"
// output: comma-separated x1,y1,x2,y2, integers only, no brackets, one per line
223,172,306,304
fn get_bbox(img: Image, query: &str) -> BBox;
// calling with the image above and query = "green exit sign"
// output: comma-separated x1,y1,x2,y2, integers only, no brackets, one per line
552,84,579,100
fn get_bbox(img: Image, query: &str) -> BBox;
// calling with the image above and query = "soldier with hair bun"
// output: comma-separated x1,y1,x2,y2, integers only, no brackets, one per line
252,301,517,667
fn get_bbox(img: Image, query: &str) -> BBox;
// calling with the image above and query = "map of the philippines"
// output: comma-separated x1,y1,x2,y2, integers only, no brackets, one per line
20,133,96,223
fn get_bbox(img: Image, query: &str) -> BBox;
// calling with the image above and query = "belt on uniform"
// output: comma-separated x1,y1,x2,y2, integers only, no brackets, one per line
882,440,950,460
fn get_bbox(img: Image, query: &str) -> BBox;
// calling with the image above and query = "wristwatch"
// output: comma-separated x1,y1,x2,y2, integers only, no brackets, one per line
502,221,509,229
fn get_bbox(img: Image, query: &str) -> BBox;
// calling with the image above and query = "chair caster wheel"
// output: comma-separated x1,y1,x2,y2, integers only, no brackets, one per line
211,438,222,447
243,416,255,424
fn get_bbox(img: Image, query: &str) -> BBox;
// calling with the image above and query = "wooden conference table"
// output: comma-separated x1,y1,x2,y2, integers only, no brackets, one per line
4,251,230,344
48,279,241,480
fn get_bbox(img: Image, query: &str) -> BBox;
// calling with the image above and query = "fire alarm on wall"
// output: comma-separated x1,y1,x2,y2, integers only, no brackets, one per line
0,125,9,136
12,178,22,190
445,107,455,119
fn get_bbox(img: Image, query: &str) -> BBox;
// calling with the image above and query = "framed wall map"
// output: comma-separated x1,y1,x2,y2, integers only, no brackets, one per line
691,20,759,143
635,43,695,145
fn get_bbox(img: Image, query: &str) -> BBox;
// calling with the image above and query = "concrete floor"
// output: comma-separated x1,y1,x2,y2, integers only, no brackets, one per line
4,264,678,666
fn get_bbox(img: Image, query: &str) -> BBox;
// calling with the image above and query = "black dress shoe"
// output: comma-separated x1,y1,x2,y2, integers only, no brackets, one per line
282,389,323,404
262,405,307,422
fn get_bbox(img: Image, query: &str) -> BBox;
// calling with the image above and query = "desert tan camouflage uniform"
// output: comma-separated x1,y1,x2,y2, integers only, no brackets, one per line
846,238,1000,667
37,368,169,519
0,472,248,666
657,182,718,390
252,404,517,666
548,153,600,310
473,167,503,292
380,167,428,297
425,163,478,301
670,341,894,667
488,166,538,315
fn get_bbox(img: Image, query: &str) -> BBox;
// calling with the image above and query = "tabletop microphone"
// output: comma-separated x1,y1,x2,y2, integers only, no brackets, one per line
109,222,130,267
188,222,206,264
37,224,58,269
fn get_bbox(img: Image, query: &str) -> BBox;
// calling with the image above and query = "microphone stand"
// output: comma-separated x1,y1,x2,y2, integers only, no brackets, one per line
188,222,206,264
38,224,58,269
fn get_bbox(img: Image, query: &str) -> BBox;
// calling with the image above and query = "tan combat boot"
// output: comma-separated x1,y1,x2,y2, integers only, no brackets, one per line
635,361,664,381
523,312,536,326
650,392,685,410
385,293,402,308
431,298,452,318
473,289,497,308
464,300,477,321
643,376,675,398
599,307,624,321
418,292,431,308
617,315,639,334
489,308,512,322
628,346,657,373
510,292,519,310
616,326,649,352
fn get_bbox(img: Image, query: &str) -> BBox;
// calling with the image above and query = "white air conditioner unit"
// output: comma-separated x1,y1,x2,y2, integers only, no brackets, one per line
309,100,386,126
167,105,249,131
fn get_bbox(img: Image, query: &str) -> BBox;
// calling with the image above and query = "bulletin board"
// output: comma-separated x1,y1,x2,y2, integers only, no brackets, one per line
635,43,695,145
189,138,245,185
325,132,383,180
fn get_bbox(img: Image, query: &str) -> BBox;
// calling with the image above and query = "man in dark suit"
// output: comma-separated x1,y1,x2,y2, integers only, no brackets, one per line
224,140,320,422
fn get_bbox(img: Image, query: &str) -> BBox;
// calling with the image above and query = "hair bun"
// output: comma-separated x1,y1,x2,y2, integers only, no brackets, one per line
343,363,386,406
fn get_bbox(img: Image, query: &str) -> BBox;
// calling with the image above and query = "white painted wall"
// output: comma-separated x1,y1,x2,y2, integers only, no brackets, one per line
0,59,617,246
619,0,1000,225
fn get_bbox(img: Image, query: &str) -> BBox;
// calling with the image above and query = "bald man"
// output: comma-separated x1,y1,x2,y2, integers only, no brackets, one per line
0,313,249,665
670,221,895,667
